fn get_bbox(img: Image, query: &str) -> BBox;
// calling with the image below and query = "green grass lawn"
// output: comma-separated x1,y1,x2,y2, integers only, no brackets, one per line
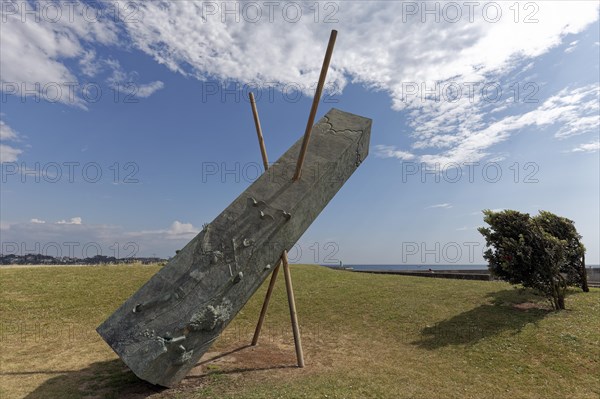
1,264,598,398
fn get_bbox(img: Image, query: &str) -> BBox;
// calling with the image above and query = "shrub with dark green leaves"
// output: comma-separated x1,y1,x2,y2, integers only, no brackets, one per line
478,209,588,310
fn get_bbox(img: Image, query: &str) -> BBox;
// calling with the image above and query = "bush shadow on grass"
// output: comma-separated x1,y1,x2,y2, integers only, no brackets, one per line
20,359,164,399
412,288,554,350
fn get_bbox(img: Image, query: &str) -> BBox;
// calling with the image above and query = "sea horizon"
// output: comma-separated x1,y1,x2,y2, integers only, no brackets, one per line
326,264,600,271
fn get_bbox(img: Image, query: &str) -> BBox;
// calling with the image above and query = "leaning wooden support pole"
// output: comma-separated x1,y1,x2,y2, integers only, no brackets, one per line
282,251,305,368
249,92,269,171
249,89,276,346
251,263,280,346
293,29,338,181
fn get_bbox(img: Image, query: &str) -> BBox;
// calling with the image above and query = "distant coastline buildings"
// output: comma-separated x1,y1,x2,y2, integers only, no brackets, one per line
0,253,166,265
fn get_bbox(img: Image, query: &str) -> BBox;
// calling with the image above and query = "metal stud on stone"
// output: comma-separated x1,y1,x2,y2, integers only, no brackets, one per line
233,272,243,283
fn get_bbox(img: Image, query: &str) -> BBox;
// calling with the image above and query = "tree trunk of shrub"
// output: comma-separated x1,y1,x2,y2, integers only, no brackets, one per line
550,279,567,310
581,253,589,292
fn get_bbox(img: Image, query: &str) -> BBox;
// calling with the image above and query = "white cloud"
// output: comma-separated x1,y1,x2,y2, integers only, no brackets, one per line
30,218,46,224
0,1,118,106
381,84,599,166
426,203,453,209
374,144,415,160
565,40,579,53
110,1,597,166
0,120,19,141
79,50,101,77
1,1,595,109
487,154,508,163
166,221,199,238
56,217,82,225
0,1,597,165
135,81,165,98
571,140,600,153
0,120,23,163
127,220,200,240
118,2,598,103
105,59,165,98
0,144,22,163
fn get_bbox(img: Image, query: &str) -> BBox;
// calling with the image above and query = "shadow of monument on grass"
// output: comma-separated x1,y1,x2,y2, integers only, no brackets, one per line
21,344,297,398
412,288,553,350
22,359,164,399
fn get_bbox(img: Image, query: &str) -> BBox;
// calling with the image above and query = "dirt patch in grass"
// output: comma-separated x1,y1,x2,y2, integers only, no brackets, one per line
180,341,303,388
513,302,552,311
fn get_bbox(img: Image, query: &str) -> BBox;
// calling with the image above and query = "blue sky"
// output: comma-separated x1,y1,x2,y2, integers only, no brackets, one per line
1,1,599,264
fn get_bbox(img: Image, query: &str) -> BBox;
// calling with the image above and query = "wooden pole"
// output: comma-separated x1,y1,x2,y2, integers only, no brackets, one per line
248,84,305,367
249,92,269,171
251,263,280,346
282,251,305,367
293,29,338,181
248,89,279,346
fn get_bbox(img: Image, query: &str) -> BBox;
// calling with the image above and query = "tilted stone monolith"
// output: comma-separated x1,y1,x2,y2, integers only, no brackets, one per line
97,108,372,386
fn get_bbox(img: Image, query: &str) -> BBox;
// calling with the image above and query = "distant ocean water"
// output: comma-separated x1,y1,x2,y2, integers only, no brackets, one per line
340,264,488,271
330,264,600,272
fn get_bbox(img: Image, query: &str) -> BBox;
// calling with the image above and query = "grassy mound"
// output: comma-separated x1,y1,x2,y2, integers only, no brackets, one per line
1,264,598,398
